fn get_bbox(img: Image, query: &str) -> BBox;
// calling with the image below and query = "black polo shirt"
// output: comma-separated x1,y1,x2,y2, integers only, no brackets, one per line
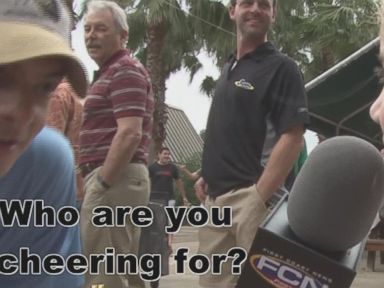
202,42,309,197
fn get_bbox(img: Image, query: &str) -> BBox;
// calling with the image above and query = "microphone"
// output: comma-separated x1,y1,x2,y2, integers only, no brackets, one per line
237,136,384,288
287,136,384,252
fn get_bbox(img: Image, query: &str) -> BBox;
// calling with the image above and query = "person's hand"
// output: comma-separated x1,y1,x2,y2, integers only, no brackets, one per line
182,197,190,206
194,177,207,203
191,171,200,181
255,184,269,203
178,164,187,171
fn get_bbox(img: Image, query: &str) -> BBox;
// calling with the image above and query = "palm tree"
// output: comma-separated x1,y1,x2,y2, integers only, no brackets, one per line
272,0,379,80
186,0,235,96
129,0,205,153
269,0,310,70
309,0,378,78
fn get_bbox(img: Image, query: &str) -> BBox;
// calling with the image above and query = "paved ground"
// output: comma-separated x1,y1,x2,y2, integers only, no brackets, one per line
148,226,384,288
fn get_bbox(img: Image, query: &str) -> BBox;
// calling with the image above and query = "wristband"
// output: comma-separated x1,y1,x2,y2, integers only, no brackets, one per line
97,174,111,189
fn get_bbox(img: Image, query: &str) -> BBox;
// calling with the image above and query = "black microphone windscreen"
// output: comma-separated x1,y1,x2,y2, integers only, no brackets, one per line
287,136,384,252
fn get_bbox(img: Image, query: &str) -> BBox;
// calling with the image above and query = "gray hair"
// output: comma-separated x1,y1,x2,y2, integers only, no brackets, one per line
86,0,129,34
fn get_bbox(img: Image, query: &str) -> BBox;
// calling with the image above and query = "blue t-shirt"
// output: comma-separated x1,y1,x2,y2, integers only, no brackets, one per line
0,127,83,288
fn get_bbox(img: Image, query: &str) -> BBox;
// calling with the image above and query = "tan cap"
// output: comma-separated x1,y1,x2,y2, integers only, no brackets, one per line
0,0,87,97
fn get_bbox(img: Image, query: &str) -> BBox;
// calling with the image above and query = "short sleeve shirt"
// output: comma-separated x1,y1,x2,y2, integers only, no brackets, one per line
0,128,83,288
148,162,179,198
202,42,310,197
80,49,154,165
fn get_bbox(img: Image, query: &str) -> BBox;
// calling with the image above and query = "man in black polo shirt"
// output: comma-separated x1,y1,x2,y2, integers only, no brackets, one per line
194,0,309,287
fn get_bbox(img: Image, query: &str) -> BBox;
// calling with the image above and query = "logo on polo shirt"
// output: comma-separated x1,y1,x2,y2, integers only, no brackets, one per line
235,79,255,91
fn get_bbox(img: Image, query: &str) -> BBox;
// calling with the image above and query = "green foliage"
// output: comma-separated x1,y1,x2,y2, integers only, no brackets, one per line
271,0,379,80
200,76,217,97
187,0,235,67
122,0,202,79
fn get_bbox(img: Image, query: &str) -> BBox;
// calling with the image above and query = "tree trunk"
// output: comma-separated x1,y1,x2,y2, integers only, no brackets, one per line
146,22,167,156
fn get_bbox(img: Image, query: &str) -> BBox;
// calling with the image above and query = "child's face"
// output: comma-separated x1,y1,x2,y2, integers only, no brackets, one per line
0,57,64,176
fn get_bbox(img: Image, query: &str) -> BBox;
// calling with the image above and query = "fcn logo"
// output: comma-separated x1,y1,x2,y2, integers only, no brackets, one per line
250,255,329,288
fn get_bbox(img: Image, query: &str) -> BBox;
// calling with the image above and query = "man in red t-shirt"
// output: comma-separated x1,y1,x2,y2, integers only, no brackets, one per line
149,147,188,205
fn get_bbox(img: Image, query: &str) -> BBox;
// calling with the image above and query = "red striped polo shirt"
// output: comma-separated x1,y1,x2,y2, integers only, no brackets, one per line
79,49,154,165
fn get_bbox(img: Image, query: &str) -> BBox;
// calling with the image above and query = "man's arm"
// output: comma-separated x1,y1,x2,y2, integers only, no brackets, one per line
175,178,189,205
99,116,142,186
179,165,201,181
194,177,207,203
256,125,305,202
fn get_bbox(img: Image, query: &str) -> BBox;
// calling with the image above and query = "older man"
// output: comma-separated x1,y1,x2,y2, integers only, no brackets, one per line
79,1,154,287
0,0,87,287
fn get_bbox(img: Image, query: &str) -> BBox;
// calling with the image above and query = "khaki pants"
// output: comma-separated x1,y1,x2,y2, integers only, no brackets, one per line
198,184,268,288
80,163,150,288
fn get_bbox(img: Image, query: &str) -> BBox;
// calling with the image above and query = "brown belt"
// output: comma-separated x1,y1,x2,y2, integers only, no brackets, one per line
80,159,146,178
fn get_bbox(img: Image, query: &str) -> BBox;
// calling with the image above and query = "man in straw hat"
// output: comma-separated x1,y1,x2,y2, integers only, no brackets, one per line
0,0,87,287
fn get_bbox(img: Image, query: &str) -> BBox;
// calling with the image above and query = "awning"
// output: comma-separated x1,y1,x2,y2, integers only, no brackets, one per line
306,38,383,148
